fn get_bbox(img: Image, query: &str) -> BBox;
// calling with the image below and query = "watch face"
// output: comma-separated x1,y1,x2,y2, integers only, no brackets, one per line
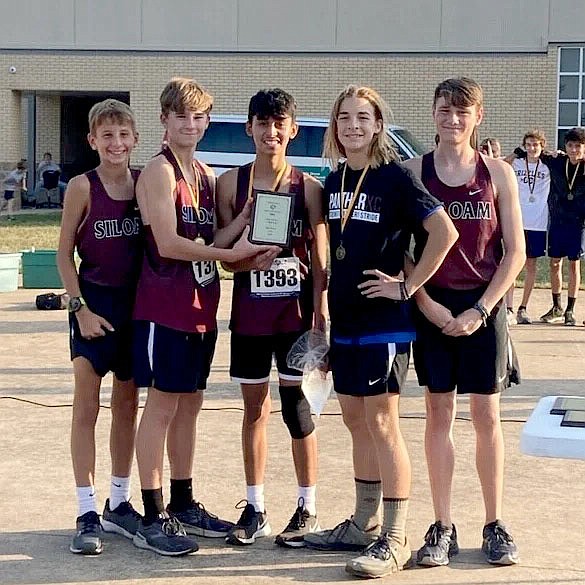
68,297,82,312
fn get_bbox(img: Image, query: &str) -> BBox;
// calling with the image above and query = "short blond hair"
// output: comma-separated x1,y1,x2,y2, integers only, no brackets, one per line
160,77,213,116
323,85,397,169
88,99,136,136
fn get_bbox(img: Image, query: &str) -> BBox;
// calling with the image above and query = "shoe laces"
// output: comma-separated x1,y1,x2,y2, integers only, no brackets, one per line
486,523,514,546
234,499,258,525
363,533,393,561
424,522,451,547
327,518,353,542
285,504,309,532
115,500,142,520
190,500,218,520
161,516,187,537
78,512,101,534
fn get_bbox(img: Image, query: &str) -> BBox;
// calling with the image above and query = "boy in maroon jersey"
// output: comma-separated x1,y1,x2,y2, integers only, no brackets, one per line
404,77,525,567
132,78,277,556
217,89,327,548
57,99,143,555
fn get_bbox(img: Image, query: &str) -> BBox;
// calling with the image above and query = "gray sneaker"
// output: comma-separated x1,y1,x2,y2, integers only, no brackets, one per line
564,310,576,326
303,517,380,551
102,499,142,539
540,306,564,323
346,533,412,578
70,511,103,555
516,308,532,325
274,498,320,548
133,514,198,556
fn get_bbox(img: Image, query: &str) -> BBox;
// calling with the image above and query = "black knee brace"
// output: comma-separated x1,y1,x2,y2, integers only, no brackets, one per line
278,385,315,439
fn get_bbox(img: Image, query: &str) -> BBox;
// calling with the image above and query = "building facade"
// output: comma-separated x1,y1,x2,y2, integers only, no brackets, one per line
0,0,583,176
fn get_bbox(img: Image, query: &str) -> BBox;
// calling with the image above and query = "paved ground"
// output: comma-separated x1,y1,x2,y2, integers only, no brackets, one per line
1,283,584,585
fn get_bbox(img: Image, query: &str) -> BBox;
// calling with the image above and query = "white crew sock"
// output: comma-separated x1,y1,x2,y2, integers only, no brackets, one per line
298,485,317,515
110,475,131,510
246,484,265,513
76,485,97,517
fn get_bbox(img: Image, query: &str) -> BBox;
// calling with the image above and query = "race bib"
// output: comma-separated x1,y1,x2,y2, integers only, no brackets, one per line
250,257,301,298
192,260,217,287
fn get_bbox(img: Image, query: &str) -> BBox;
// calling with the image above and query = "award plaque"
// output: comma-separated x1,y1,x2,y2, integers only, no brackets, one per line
249,190,295,248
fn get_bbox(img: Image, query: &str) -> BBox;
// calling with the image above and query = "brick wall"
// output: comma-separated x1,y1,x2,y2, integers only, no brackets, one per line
0,48,560,169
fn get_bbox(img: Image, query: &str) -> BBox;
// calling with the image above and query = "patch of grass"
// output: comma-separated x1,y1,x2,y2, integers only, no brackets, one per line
0,211,62,253
0,211,581,287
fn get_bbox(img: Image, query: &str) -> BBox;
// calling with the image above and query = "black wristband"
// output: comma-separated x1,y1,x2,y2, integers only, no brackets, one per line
399,281,411,301
472,302,489,326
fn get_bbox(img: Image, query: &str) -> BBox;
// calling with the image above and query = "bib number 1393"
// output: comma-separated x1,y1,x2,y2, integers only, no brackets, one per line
251,257,301,298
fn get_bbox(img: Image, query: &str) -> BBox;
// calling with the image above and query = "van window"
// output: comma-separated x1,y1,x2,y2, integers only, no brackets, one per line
287,126,326,158
197,122,255,154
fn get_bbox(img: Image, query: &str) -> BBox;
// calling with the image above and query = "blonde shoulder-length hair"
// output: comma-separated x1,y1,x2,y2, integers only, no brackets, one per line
322,85,398,169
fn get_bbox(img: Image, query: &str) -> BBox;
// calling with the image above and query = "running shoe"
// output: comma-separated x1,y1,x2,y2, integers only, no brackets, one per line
133,513,198,556
516,308,532,325
167,500,234,538
304,517,380,551
102,499,142,539
225,500,271,545
540,306,564,323
275,498,320,548
564,310,576,326
345,533,411,578
70,511,103,555
416,521,459,566
482,520,519,565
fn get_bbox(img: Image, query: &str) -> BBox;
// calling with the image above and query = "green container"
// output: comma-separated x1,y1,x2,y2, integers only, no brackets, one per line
22,249,63,289
0,252,22,292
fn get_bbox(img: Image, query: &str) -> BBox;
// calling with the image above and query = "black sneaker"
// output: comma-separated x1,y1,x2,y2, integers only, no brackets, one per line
166,500,234,538
133,513,198,556
416,521,459,567
482,520,519,565
540,306,564,324
70,511,103,555
275,498,320,548
564,310,576,326
102,499,142,539
225,500,271,546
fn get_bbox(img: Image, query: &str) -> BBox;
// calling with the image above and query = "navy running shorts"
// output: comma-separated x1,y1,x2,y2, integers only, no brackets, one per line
524,230,546,259
329,340,410,397
413,286,509,395
230,331,305,384
69,280,135,380
133,321,217,393
547,221,585,261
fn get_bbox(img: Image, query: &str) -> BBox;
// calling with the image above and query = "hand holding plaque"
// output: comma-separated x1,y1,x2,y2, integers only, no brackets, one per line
249,190,295,248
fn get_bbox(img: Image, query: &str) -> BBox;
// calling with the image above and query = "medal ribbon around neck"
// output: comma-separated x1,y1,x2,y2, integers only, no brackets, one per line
340,163,370,232
247,160,289,201
168,146,201,214
525,158,540,195
566,159,582,196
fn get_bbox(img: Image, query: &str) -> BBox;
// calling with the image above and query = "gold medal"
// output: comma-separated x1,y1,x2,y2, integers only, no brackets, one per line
336,244,346,260
566,159,582,202
195,237,205,245
528,196,535,203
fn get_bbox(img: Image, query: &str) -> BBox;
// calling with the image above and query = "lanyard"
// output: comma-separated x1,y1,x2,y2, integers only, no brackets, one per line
525,158,540,195
340,163,370,233
247,161,288,201
168,147,200,213
566,159,582,193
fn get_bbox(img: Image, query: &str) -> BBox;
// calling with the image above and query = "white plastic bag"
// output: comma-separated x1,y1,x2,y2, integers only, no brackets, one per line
302,369,333,417
287,329,332,416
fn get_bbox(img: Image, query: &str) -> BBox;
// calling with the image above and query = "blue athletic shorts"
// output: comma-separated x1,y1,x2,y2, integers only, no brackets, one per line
133,321,217,393
548,221,585,261
524,230,546,259
3,190,14,201
69,280,135,380
329,340,410,397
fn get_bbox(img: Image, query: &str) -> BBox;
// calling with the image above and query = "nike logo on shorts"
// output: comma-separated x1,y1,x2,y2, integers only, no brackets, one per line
368,378,382,386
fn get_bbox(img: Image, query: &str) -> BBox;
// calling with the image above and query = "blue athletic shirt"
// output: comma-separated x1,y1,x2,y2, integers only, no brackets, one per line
324,161,442,344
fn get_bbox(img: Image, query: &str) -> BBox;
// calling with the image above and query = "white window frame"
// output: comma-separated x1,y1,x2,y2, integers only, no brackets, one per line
557,46,584,148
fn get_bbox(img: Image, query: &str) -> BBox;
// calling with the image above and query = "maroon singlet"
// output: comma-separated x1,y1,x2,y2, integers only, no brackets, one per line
230,163,313,335
133,149,220,333
76,168,142,288
421,151,503,289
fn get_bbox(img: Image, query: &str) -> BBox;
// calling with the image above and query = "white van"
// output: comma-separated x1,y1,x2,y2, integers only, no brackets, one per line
196,115,426,182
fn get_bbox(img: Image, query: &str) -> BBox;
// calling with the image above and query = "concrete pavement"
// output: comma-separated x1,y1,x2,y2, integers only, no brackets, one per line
1,283,584,585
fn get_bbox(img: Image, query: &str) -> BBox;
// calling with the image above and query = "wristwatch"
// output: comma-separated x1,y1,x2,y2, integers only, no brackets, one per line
67,296,85,313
